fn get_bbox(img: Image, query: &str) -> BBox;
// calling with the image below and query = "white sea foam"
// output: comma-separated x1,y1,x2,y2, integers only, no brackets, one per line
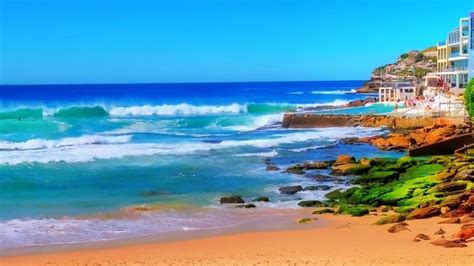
109,103,246,116
224,113,283,132
289,91,304,95
0,127,384,165
310,89,356,95
236,150,278,157
296,99,350,110
0,135,132,151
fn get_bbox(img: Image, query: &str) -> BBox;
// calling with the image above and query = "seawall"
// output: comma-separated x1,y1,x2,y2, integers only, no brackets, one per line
282,113,465,130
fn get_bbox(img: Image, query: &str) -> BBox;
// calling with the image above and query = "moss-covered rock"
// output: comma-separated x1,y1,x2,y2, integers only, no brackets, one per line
298,200,326,207
312,208,335,214
374,214,406,225
331,163,371,175
336,205,370,217
353,171,399,185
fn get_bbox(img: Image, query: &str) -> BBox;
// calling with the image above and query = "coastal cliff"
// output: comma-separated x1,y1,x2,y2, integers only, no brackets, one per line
357,47,437,93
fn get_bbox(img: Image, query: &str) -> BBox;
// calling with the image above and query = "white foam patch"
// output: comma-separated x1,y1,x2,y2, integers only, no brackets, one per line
236,150,278,157
109,103,246,116
310,89,356,95
0,135,132,151
296,99,350,109
224,113,283,132
0,127,384,165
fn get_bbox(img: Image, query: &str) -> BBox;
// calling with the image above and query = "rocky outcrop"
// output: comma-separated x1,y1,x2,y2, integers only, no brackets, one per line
220,195,245,204
356,48,437,93
279,186,303,195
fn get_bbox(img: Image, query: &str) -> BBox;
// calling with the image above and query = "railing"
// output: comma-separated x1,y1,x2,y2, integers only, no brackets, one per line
437,66,468,72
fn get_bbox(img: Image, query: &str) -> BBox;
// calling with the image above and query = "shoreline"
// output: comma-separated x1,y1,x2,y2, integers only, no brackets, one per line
2,214,472,265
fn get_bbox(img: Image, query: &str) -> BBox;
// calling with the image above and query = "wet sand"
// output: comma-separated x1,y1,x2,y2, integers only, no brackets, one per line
2,213,472,265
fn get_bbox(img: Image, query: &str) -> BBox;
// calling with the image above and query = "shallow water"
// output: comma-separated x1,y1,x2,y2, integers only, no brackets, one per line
0,81,400,249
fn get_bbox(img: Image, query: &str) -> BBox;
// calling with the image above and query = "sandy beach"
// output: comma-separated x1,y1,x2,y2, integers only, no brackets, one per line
2,213,472,265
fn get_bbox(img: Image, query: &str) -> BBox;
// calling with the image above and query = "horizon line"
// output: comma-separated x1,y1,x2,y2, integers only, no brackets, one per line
0,79,368,86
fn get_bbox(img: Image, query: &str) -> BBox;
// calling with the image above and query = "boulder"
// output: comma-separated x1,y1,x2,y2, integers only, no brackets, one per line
387,223,410,233
359,157,375,167
434,228,445,235
220,195,245,204
407,206,440,220
298,217,318,224
429,182,467,193
413,233,430,242
279,185,303,195
453,227,474,240
438,217,461,224
307,174,338,182
453,169,474,181
430,238,467,248
312,208,335,214
374,214,406,225
386,136,412,149
235,204,256,208
334,155,356,166
302,161,328,170
286,165,305,175
303,185,331,191
266,165,280,171
332,164,370,176
370,138,391,150
298,200,326,207
353,171,399,185
252,196,270,202
460,215,474,224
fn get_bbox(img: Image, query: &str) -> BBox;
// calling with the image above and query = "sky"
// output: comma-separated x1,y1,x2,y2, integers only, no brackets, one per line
0,0,473,85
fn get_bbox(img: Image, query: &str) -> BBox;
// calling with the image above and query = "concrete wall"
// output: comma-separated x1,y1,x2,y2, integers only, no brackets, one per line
282,113,465,130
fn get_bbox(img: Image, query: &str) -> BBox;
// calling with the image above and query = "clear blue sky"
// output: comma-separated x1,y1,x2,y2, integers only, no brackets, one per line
1,0,473,84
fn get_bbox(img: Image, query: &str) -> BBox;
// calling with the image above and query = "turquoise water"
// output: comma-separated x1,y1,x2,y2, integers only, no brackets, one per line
0,82,399,249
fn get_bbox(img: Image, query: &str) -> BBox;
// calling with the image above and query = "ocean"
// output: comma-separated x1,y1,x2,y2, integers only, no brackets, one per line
0,81,399,250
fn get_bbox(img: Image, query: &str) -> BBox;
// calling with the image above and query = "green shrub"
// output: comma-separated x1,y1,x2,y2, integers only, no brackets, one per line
465,79,474,118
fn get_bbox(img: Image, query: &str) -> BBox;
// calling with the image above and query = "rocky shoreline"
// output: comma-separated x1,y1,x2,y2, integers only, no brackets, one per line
219,123,474,248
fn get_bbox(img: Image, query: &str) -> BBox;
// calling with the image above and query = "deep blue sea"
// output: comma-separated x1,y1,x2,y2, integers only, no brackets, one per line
0,81,399,249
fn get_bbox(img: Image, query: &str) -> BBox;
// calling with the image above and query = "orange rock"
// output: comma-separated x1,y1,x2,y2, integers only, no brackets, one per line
452,227,474,240
386,136,412,149
370,138,391,150
424,127,455,144
334,155,355,166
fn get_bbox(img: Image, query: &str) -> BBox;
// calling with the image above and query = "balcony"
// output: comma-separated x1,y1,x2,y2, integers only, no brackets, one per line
437,66,468,73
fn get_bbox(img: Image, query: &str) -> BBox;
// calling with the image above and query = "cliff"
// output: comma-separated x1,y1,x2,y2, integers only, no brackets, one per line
357,47,437,93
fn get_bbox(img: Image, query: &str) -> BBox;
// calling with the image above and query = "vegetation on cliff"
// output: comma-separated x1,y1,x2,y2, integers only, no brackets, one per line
357,47,437,93
465,79,474,118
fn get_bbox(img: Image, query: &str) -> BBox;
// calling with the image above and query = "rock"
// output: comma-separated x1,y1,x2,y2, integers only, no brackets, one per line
279,185,303,195
413,233,430,242
235,204,256,208
286,165,305,175
381,206,392,212
220,195,245,204
374,214,406,225
370,138,391,150
334,155,356,166
425,127,454,144
302,161,328,170
325,189,343,200
353,171,399,185
359,157,375,166
452,227,474,240
438,217,461,224
312,208,335,214
337,205,370,217
429,182,467,193
440,207,450,214
407,206,440,220
460,215,474,224
453,169,474,181
266,165,280,171
308,174,337,182
331,164,370,176
298,217,318,224
388,223,410,233
303,185,331,191
430,238,467,248
434,228,445,235
298,200,326,208
385,136,412,149
252,196,270,202
460,223,474,230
